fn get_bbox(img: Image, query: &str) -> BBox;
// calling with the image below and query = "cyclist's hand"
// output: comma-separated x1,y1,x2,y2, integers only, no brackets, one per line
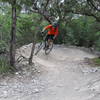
41,31,44,33
41,31,44,36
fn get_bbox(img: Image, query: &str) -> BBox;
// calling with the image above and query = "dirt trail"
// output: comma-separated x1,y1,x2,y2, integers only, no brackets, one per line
0,44,100,100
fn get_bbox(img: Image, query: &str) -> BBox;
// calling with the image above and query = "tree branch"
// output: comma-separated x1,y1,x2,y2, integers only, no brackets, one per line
65,9,100,22
44,0,50,10
87,0,100,12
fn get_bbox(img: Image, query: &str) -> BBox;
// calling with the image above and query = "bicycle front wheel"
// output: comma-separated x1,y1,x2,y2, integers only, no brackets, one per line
34,42,43,55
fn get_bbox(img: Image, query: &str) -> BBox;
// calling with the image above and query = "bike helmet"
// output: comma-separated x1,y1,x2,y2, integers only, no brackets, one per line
52,22,59,28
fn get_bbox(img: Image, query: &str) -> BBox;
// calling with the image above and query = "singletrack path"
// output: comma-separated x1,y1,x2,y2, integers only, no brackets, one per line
0,44,100,100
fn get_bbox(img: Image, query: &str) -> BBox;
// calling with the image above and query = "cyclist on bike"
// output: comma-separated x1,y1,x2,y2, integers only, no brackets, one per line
42,21,59,48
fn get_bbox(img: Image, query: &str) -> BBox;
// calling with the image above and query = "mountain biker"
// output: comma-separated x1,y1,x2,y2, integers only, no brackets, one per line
42,22,59,48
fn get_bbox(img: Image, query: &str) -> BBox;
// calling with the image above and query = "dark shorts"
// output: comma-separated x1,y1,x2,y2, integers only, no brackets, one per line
45,35,54,41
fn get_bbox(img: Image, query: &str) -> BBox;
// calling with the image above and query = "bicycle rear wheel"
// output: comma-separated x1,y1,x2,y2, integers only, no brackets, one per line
45,41,53,55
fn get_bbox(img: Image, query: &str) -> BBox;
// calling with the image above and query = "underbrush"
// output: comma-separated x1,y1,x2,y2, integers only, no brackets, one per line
0,56,14,74
92,57,100,66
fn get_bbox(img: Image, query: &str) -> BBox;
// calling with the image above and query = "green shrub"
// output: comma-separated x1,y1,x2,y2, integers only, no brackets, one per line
92,58,100,66
0,40,8,52
0,56,12,74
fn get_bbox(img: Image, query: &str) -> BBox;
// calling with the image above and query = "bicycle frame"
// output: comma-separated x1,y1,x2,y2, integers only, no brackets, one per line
34,33,53,55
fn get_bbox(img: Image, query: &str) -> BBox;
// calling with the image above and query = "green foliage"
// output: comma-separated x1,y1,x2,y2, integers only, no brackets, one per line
56,16,100,50
0,40,7,52
16,13,44,46
96,31,100,36
92,58,100,66
95,38,100,50
0,56,12,74
16,14,34,45
0,12,11,52
0,1,100,51
0,9,11,43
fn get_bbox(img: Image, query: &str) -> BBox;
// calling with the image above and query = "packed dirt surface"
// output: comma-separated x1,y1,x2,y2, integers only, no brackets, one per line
0,44,100,100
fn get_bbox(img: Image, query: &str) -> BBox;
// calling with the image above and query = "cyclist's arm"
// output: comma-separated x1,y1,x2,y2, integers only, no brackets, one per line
42,25,52,32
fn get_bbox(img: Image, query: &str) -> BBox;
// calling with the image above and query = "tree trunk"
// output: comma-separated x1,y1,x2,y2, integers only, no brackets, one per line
10,0,16,67
29,30,37,65
29,40,36,65
29,17,42,65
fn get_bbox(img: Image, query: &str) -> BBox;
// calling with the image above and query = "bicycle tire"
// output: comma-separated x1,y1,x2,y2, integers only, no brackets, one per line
45,42,53,55
34,42,43,55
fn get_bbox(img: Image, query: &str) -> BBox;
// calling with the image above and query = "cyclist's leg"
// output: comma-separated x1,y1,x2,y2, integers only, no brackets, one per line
44,35,54,55
48,35,54,47
44,35,52,49
44,35,54,49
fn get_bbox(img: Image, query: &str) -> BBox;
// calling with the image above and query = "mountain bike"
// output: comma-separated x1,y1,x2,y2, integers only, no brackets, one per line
34,33,53,55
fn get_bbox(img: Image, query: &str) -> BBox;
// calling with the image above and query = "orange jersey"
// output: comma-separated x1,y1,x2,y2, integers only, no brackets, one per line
44,25,59,36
